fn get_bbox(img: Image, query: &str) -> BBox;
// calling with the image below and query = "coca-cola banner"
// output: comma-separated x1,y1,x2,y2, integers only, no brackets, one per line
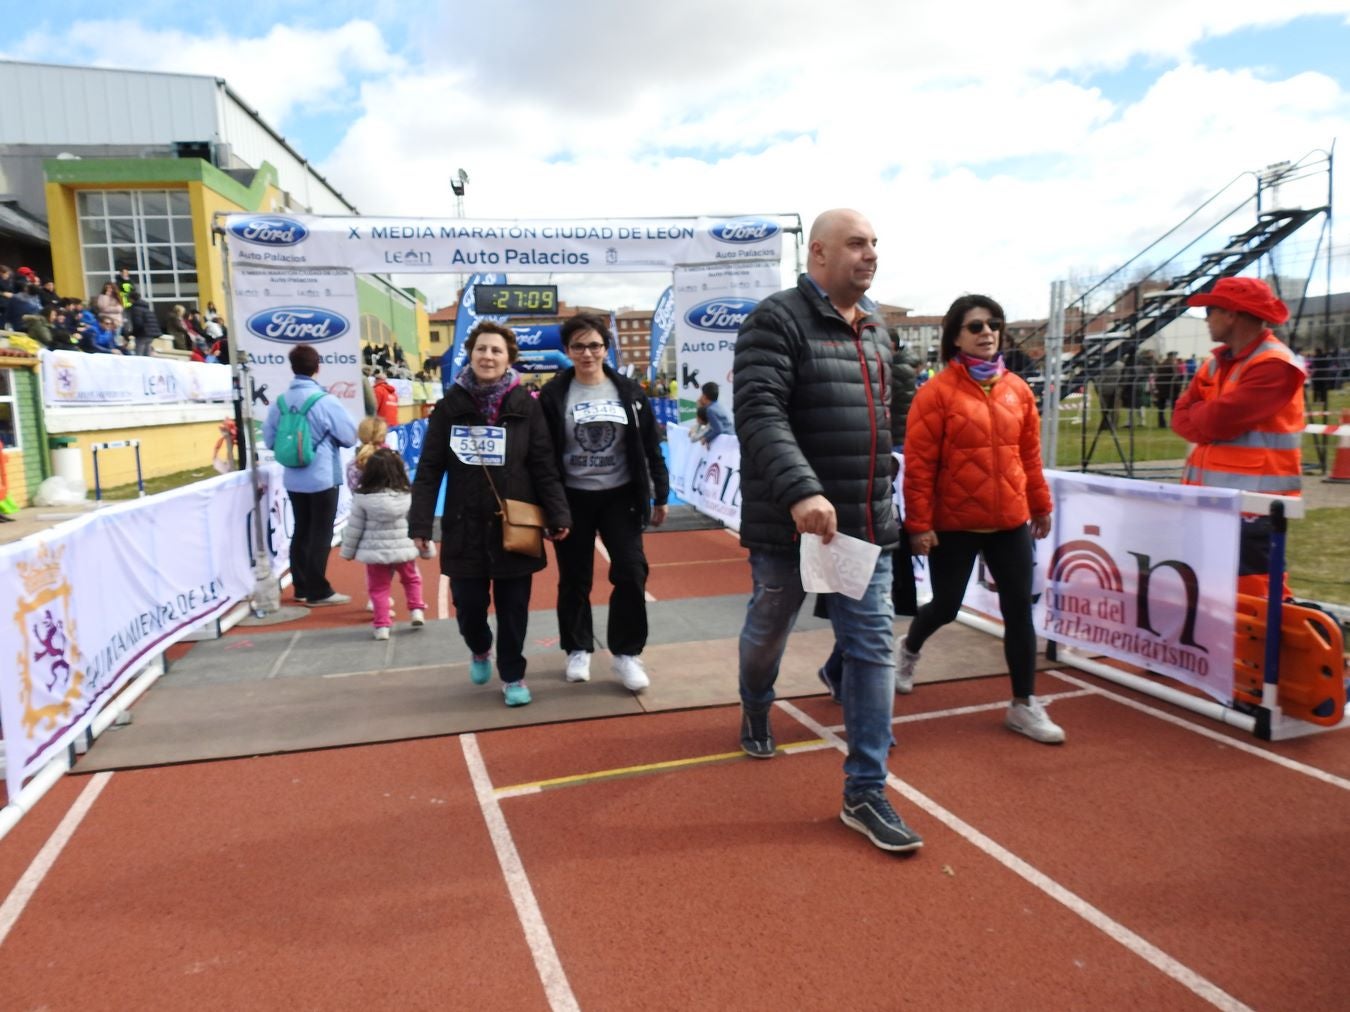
229,266,365,427
672,262,782,422
222,214,783,274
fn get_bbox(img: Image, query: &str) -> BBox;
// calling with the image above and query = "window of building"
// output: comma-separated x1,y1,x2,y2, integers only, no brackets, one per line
0,370,19,450
361,314,394,348
430,327,442,344
78,189,197,309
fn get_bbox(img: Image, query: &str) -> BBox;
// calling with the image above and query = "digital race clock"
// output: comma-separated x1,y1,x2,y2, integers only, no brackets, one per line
474,284,559,315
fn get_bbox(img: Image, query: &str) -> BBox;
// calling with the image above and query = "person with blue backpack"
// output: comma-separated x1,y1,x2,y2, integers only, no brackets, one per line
263,343,359,607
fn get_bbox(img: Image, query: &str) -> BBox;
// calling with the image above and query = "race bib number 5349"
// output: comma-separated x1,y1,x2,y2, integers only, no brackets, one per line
450,425,506,465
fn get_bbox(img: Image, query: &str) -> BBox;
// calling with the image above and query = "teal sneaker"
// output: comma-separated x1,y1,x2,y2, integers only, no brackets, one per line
469,654,492,686
503,681,532,707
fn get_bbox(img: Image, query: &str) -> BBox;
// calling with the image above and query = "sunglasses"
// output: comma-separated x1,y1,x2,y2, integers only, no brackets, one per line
569,342,606,355
963,319,1004,335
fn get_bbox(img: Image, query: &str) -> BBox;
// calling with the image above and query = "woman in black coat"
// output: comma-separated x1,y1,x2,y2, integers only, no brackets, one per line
410,322,571,707
537,313,670,692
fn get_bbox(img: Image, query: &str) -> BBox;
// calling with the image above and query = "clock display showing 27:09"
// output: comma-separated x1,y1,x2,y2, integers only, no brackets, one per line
474,284,559,315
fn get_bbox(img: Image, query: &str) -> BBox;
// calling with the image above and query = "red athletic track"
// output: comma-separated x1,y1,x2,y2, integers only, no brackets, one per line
3,528,1349,1010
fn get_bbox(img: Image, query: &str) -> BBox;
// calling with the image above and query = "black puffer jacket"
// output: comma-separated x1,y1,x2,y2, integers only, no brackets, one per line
537,364,670,528
890,341,919,446
409,382,572,579
127,298,162,340
734,275,899,554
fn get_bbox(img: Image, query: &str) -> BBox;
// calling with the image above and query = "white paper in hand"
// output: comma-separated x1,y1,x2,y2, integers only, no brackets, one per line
799,532,882,600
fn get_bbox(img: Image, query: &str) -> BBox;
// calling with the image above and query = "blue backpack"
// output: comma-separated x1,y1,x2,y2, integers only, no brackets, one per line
272,392,325,467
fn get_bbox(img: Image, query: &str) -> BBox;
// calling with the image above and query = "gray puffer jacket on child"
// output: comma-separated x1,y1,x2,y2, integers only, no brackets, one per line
340,490,417,565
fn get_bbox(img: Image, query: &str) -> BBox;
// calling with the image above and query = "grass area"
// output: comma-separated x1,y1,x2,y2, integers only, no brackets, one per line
1286,507,1350,607
98,465,221,501
1051,387,1348,470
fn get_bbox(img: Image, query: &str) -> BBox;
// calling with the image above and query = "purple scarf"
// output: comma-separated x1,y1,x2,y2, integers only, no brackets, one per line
958,352,1006,383
456,367,520,423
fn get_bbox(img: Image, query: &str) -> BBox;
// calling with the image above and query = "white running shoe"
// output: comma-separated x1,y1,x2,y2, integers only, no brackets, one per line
565,650,592,683
373,626,390,641
613,654,650,693
410,609,425,627
1005,697,1066,744
895,640,919,695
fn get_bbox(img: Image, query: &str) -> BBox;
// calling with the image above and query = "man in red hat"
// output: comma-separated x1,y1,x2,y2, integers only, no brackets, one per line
1172,276,1305,598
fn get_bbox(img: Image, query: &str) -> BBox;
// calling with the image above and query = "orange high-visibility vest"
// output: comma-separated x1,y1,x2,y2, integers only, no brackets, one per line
1181,333,1305,496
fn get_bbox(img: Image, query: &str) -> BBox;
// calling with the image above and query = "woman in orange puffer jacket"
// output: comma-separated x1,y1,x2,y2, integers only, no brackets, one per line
900,294,1064,744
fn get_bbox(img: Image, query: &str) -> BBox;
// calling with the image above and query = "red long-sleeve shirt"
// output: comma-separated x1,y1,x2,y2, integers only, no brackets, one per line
1171,341,1304,444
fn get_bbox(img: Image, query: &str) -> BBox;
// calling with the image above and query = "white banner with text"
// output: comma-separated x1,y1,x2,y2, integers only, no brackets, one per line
223,214,784,274
672,262,781,419
229,266,366,433
1035,470,1240,701
0,471,266,797
39,350,232,406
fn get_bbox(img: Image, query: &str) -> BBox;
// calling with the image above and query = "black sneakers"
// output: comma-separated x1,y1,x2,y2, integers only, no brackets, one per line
840,791,923,852
740,706,775,758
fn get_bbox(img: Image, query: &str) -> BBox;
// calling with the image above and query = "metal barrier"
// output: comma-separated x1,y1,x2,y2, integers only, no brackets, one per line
91,439,145,501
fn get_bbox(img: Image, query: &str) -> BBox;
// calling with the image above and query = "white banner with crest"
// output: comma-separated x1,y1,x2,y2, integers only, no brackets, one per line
672,262,782,419
0,471,267,798
39,350,232,406
230,267,365,431
222,214,783,274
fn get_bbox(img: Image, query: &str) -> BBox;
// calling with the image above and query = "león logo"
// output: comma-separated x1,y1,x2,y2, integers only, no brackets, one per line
15,544,84,738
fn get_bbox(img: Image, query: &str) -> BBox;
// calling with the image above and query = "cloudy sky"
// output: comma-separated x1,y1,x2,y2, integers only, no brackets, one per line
9,2,1350,319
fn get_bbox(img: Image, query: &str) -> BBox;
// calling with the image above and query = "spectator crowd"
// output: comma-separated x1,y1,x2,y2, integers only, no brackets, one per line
0,263,229,362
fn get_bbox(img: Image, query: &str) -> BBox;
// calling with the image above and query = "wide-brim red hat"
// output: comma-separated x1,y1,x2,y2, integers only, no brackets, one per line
1187,276,1289,325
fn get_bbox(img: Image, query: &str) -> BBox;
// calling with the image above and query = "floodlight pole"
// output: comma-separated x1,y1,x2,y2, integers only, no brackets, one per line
451,168,469,299
1041,278,1067,466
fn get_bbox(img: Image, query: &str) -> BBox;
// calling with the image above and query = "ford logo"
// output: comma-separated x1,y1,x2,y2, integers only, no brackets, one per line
685,298,757,332
245,307,349,343
228,216,310,246
709,217,779,244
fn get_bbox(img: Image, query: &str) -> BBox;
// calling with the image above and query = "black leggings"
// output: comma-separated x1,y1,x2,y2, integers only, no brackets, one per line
904,526,1038,699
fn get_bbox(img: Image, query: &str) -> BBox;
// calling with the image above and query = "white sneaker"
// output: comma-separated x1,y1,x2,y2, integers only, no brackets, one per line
613,654,650,693
565,650,592,683
373,626,390,641
410,608,425,627
1005,697,1066,744
895,640,919,694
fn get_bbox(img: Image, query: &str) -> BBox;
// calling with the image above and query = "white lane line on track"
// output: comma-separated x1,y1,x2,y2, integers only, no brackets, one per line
0,771,113,948
1045,670,1350,792
460,735,579,1012
267,630,302,680
822,688,1094,734
776,700,1254,1012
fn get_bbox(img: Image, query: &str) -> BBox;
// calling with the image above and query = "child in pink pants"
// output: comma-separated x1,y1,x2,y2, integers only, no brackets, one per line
339,448,427,640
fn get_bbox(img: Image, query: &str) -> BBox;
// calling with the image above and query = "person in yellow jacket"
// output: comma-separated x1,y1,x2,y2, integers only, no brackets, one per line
1172,276,1305,598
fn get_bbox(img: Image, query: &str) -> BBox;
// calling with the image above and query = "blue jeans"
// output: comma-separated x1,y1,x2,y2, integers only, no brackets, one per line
739,549,896,796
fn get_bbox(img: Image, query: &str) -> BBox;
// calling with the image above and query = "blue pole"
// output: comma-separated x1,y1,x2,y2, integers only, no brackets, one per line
92,447,102,501
1261,499,1286,696
134,441,145,497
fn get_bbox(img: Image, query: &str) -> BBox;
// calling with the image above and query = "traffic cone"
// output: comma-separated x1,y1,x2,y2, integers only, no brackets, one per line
1327,409,1350,483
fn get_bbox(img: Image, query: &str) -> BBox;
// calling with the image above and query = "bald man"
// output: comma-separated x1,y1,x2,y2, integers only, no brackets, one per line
732,209,921,853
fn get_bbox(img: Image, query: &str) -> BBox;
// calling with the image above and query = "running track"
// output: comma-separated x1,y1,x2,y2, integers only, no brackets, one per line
2,529,1348,1010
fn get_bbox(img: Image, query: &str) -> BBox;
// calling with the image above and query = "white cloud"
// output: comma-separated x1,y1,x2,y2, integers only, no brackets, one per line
12,3,1350,319
3,19,396,128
